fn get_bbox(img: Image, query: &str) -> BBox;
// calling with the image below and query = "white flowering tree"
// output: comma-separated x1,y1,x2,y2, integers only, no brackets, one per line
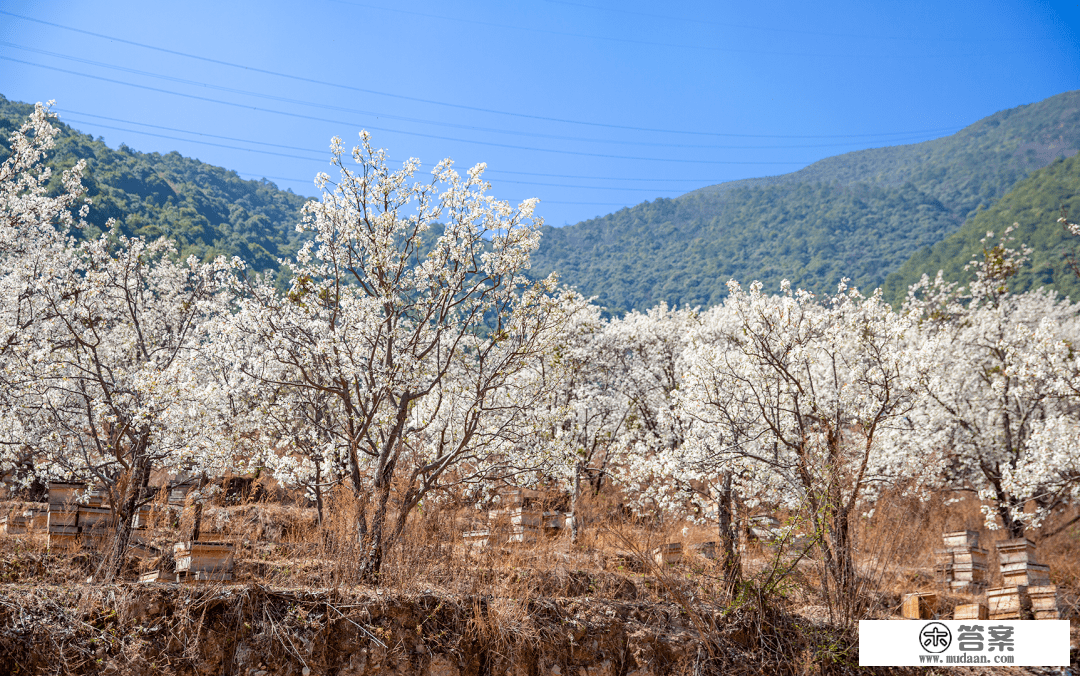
674,280,915,619
897,229,1080,538
222,132,576,580
10,232,236,579
0,102,88,496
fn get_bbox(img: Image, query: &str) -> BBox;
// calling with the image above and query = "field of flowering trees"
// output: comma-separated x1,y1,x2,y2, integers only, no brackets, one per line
3,103,1080,648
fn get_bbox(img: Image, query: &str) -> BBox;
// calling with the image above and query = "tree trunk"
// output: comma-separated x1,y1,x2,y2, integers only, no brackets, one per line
99,448,151,583
358,457,396,583
570,462,583,545
717,472,741,597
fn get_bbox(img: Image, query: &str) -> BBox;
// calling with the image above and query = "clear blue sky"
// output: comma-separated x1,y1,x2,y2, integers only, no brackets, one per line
1,0,1078,227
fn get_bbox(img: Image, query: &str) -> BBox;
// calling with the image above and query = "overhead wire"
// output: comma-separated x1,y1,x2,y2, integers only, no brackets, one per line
2,55,836,166
1,41,961,150
0,9,975,140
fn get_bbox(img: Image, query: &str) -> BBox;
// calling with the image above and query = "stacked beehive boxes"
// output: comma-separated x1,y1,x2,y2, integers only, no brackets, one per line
174,541,235,582
996,538,1050,586
47,482,85,550
935,530,987,592
1027,585,1061,620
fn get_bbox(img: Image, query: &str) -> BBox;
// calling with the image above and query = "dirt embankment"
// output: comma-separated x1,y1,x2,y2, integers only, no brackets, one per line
0,579,862,676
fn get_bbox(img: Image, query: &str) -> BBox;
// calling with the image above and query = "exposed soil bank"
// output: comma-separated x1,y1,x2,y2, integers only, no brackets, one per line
0,581,877,676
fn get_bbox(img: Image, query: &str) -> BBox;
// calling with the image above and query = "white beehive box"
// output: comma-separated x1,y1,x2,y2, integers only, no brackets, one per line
174,541,234,574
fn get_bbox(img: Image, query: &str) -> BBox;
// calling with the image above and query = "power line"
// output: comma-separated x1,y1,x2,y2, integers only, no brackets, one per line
0,9,975,140
59,115,700,194
60,108,746,183
2,41,959,150
2,55,824,166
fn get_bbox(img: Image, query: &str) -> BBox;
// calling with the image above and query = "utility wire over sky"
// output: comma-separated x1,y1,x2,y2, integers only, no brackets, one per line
0,0,1077,221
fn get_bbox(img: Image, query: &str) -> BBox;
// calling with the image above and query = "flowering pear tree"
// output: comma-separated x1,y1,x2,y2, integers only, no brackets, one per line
223,132,577,580
7,229,235,580
897,229,1080,538
674,280,915,619
0,102,88,494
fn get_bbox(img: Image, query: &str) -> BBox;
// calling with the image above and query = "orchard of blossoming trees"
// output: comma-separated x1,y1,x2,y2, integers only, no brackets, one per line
3,104,1080,602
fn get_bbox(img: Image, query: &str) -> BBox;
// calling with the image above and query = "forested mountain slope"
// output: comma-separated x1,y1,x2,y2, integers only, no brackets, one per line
5,91,1079,312
0,95,310,274
530,90,1080,314
883,152,1080,303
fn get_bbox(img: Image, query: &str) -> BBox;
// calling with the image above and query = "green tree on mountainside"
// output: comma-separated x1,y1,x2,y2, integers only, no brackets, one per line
0,95,310,275
884,152,1080,304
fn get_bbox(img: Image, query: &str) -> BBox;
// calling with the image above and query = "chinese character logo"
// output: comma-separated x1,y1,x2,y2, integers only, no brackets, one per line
919,622,952,653
987,625,1015,652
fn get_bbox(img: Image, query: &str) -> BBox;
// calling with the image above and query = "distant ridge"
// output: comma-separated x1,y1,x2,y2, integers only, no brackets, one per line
530,90,1080,314
0,94,310,275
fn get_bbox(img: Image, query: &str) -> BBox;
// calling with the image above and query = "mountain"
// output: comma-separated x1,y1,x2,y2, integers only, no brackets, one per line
883,152,1080,303
5,91,1080,313
529,91,1080,313
0,95,310,275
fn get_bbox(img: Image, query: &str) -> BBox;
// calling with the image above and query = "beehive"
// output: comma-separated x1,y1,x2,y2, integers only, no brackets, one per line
901,593,938,619
986,586,1030,620
1028,585,1060,619
653,542,683,566
943,530,979,550
690,541,717,559
47,482,86,508
995,538,1038,564
1001,562,1050,587
173,541,234,574
954,603,989,620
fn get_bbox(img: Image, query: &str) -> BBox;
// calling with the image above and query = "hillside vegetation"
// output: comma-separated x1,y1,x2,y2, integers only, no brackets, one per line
0,95,310,274
530,90,1080,313
5,91,1080,312
884,152,1080,303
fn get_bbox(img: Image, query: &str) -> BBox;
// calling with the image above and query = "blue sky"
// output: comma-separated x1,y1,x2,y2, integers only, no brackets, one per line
1,0,1078,227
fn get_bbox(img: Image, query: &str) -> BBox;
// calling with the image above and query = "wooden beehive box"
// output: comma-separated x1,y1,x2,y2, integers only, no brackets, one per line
507,508,541,528
952,548,988,566
943,530,979,550
954,603,989,620
139,570,171,583
78,507,112,534
1028,585,1059,619
0,513,29,535
1001,562,1050,587
26,506,48,530
47,482,86,507
47,509,79,529
507,526,539,543
174,541,234,574
177,570,234,583
653,542,683,566
987,586,1029,619
902,593,938,619
47,525,81,551
462,529,490,548
996,538,1038,564
690,541,717,559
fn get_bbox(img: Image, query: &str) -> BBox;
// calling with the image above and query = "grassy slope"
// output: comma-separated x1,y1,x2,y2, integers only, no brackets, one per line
530,90,1080,314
